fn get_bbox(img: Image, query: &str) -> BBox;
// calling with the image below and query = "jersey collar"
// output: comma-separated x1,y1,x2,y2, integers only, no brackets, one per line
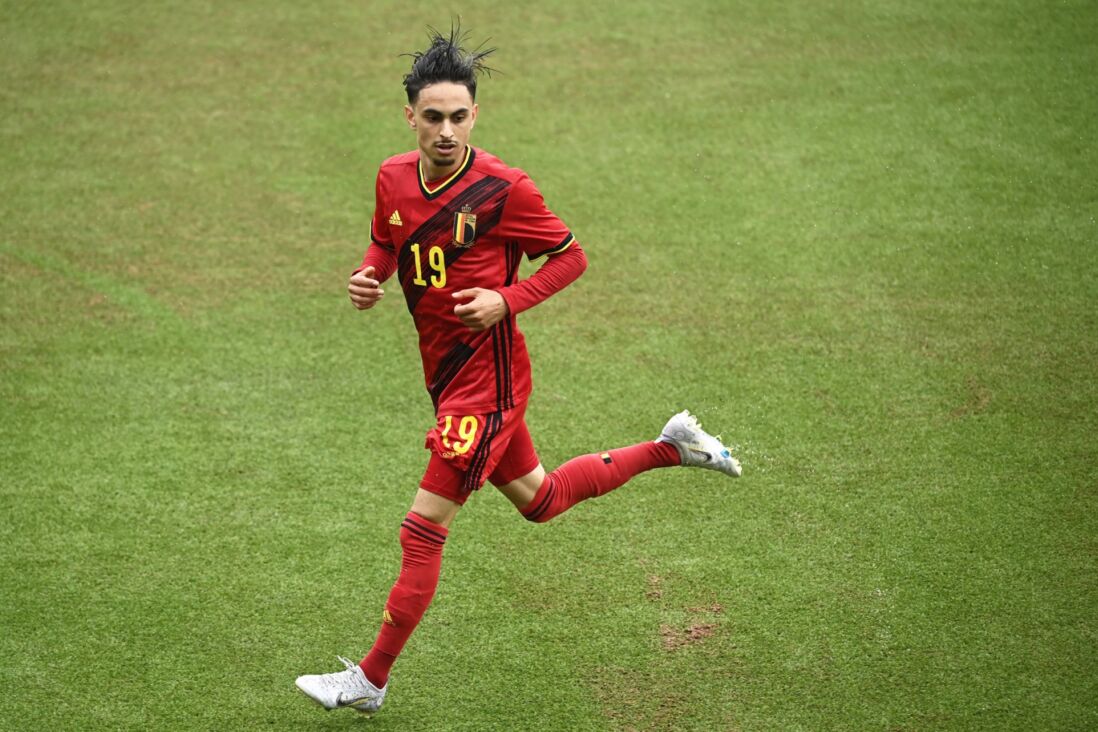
418,146,476,201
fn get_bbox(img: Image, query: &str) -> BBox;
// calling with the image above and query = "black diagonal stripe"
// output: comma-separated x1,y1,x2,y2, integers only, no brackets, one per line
400,177,512,314
398,176,508,287
428,341,477,410
473,195,508,245
403,516,447,543
407,177,510,251
438,193,509,283
438,193,508,280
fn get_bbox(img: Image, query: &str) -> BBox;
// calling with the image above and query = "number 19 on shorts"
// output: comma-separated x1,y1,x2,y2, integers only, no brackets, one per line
440,415,478,455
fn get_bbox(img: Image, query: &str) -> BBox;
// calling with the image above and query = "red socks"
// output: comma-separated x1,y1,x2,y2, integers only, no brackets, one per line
359,442,678,685
359,512,448,688
522,440,680,522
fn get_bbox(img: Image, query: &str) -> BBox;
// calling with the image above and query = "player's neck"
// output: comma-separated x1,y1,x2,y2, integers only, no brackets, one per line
420,159,458,183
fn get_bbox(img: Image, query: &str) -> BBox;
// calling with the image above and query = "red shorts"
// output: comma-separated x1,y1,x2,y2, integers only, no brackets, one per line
419,403,540,505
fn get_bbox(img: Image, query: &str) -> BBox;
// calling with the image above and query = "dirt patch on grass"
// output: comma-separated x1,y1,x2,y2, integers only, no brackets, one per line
638,567,725,652
660,622,718,651
660,602,724,652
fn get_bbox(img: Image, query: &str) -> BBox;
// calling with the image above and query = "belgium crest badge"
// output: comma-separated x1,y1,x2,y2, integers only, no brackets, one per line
452,204,477,248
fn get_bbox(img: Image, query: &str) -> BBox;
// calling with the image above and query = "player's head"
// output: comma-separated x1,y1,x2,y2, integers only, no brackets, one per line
402,25,495,177
402,24,495,105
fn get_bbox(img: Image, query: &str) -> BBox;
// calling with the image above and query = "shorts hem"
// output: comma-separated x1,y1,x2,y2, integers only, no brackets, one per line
419,467,473,506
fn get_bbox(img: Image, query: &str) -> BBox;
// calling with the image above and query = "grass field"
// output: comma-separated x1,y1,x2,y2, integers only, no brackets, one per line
2,1,1096,730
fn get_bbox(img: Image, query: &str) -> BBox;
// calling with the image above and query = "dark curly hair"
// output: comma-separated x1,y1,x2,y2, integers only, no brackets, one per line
403,24,496,105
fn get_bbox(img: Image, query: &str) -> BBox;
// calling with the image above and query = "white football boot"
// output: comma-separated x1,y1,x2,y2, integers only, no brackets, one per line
295,656,387,714
657,410,742,477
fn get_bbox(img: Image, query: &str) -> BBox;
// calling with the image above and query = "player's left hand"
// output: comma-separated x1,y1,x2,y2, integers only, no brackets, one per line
452,288,509,331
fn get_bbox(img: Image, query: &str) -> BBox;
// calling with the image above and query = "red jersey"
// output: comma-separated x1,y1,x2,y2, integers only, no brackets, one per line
365,146,576,415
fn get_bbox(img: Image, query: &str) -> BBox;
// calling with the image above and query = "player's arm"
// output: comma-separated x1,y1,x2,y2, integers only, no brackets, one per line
453,175,585,330
350,173,398,311
498,242,586,316
452,238,586,329
495,174,588,316
349,242,397,310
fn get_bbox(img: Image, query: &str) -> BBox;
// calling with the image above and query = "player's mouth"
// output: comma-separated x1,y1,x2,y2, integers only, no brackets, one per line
435,142,458,155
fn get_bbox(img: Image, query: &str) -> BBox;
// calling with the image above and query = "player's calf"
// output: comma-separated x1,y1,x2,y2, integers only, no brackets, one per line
521,441,681,522
519,410,741,522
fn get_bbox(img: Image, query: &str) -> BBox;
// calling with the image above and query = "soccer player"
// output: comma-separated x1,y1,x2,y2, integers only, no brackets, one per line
295,27,742,715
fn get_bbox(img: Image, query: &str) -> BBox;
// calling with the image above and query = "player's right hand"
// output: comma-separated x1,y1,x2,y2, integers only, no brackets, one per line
348,266,385,310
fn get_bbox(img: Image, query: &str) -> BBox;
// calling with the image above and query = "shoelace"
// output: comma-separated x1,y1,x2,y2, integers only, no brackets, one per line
315,656,364,692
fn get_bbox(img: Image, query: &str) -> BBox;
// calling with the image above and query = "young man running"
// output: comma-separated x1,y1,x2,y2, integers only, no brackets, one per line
295,27,742,715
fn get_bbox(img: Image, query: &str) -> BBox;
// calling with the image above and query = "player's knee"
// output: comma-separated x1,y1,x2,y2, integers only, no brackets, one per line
520,502,558,523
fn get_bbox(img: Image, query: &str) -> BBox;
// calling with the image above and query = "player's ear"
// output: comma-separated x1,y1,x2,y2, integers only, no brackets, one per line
469,103,478,129
404,105,416,129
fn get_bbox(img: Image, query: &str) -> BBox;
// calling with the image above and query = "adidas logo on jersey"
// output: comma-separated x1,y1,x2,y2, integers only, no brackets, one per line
388,210,403,226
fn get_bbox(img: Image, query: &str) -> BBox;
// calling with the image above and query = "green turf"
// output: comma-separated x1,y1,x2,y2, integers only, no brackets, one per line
2,0,1096,729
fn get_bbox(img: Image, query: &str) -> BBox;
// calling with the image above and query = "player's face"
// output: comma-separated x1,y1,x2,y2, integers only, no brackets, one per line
405,82,477,179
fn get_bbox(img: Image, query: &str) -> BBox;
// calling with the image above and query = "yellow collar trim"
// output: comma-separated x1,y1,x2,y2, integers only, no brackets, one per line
419,146,473,196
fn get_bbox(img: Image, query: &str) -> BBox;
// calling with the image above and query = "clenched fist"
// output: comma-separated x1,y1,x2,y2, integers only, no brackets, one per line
452,288,509,331
348,266,385,310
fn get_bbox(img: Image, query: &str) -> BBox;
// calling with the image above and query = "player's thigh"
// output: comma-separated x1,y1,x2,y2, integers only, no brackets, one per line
488,416,544,509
